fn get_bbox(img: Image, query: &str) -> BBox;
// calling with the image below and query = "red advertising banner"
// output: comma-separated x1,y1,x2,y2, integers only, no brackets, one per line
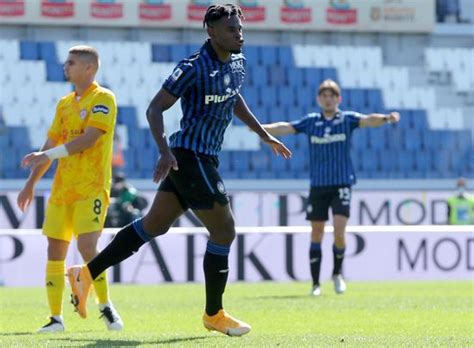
0,0,24,17
139,2,171,21
41,0,74,18
326,0,357,25
90,0,123,19
187,3,208,21
281,6,311,23
240,5,265,22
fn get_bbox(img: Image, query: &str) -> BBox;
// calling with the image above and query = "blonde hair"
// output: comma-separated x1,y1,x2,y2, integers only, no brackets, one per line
318,79,341,97
68,45,100,70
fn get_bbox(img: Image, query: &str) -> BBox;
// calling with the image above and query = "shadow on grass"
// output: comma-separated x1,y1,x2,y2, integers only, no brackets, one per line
51,335,209,346
248,294,309,300
0,332,34,336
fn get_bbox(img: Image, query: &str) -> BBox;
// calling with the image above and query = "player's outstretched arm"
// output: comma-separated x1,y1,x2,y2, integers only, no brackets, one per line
21,127,105,170
146,88,179,183
234,94,292,159
360,111,400,128
17,138,56,212
262,122,297,137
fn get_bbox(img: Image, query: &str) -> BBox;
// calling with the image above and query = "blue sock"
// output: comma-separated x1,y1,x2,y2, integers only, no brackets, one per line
204,241,230,316
309,242,322,285
332,244,345,275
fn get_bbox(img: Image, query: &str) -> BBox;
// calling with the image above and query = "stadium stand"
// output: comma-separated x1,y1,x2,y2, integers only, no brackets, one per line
0,39,472,180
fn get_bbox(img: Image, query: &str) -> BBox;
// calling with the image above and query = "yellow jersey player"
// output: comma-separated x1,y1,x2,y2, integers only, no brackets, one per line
17,45,123,333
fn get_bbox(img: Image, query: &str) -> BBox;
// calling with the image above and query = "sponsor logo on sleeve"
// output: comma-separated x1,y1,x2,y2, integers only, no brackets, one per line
92,105,109,115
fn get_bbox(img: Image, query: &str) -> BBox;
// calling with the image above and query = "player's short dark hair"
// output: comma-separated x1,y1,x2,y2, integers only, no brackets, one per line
318,79,341,97
69,45,100,69
203,4,244,28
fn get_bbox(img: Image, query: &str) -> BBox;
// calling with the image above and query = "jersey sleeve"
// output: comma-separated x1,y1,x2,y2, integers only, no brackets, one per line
162,59,197,98
87,93,117,133
47,101,63,143
345,111,364,131
290,115,311,134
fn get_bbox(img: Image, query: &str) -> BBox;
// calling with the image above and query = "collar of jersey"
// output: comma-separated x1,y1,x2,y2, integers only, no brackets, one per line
74,81,99,102
203,39,227,64
322,110,341,120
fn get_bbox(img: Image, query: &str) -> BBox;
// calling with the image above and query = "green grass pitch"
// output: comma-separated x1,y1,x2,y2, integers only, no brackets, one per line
1,281,472,347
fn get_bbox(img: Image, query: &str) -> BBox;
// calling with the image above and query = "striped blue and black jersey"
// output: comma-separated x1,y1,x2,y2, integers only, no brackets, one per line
291,110,363,187
162,40,246,155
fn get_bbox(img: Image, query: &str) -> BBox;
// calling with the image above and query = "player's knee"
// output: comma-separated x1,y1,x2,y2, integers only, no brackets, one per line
219,219,236,245
141,216,171,237
77,241,98,262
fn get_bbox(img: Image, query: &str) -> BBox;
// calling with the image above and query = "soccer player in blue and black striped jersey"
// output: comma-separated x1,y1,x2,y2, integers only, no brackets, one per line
263,79,399,296
67,4,291,337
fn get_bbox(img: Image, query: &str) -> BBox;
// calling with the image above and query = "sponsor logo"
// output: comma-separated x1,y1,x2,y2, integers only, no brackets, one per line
80,109,87,120
90,0,123,19
370,6,381,21
229,59,244,73
310,133,346,144
216,181,226,194
171,67,183,81
315,121,324,126
370,5,416,24
139,0,171,21
0,0,25,17
239,0,265,22
307,203,313,213
223,74,230,86
92,105,109,114
326,0,357,25
187,0,211,21
281,0,311,24
209,70,219,77
41,0,74,18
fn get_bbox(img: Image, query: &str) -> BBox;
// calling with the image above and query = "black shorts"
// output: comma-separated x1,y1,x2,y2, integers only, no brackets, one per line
306,186,352,221
158,148,229,210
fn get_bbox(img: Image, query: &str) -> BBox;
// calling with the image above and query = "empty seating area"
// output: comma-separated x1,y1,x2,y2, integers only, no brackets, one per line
0,39,472,180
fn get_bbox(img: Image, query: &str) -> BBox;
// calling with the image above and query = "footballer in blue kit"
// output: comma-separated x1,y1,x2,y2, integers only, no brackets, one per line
263,79,400,296
67,4,292,337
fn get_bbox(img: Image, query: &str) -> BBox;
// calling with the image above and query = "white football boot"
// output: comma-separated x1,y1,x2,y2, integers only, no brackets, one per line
99,302,123,331
332,274,347,294
311,284,321,296
37,316,65,333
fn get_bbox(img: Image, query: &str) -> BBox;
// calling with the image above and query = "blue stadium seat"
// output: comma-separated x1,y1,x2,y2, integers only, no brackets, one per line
232,151,251,175
250,65,268,87
302,68,322,90
170,45,187,62
241,85,259,108
386,127,404,150
321,68,338,83
366,128,386,150
46,62,65,81
38,41,57,63
250,151,270,173
403,128,422,150
243,46,259,65
117,106,137,128
456,130,472,152
139,146,158,172
8,127,30,148
20,41,38,60
352,129,368,151
287,68,304,88
259,86,277,108
252,106,270,123
218,150,232,172
152,44,171,62
295,86,313,109
410,110,428,130
397,150,415,175
277,46,294,67
277,86,296,108
260,46,277,66
268,65,287,86
360,149,379,174
379,150,397,173
186,44,201,56
349,89,364,110
128,127,147,150
432,149,451,177
366,89,383,109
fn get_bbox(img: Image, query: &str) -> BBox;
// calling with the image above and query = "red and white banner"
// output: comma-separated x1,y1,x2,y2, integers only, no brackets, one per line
0,227,472,286
0,0,435,33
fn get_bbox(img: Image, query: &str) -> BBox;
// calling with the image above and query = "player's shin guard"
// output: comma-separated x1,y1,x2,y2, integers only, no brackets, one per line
88,219,151,279
332,244,345,275
46,260,66,316
309,242,322,286
204,241,230,316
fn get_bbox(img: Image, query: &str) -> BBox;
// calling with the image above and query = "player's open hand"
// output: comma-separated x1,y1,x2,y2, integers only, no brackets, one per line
21,152,50,170
388,112,400,124
153,150,178,183
17,184,34,212
261,134,292,159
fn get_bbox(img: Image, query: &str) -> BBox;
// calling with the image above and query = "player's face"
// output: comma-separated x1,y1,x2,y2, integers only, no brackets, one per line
63,54,89,83
210,15,244,54
317,90,340,112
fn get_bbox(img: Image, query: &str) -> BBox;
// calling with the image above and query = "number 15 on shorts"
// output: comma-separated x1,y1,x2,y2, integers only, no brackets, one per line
338,187,351,206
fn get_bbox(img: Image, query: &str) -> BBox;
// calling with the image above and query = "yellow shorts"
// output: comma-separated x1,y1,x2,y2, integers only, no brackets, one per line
43,191,109,242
